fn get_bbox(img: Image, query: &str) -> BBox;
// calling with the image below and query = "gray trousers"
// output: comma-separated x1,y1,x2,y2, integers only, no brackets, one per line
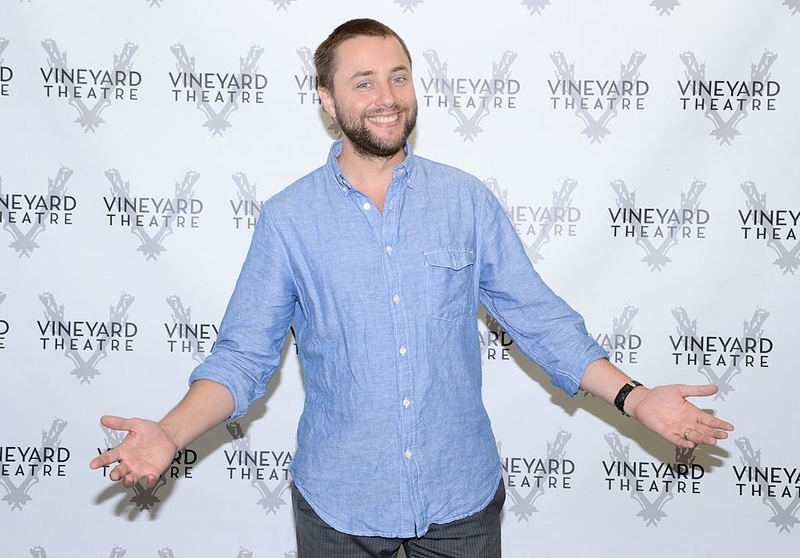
292,480,505,558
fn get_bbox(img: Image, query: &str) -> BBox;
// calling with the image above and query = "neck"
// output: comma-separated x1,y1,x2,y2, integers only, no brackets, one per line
337,139,406,212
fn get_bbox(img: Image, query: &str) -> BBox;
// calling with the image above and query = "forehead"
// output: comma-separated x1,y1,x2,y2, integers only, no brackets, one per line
333,35,411,82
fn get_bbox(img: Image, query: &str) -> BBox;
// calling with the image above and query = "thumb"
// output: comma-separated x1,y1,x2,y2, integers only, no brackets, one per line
683,383,719,398
99,414,133,432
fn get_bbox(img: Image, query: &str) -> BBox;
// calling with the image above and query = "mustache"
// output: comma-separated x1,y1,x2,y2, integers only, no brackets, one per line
364,105,407,117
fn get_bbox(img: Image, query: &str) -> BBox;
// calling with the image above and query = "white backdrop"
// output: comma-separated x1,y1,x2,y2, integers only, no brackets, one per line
1,1,798,557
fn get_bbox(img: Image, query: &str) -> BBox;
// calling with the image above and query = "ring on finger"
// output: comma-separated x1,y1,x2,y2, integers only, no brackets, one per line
683,429,691,442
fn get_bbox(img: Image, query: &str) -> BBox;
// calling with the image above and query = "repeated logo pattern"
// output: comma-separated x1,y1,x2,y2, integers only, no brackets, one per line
650,0,681,16
604,433,698,526
225,422,292,515
0,3,795,556
104,169,200,260
671,306,769,400
41,40,138,133
486,176,579,263
502,429,573,521
521,0,553,14
421,49,517,141
170,44,264,136
735,437,800,533
166,295,214,362
0,167,73,257
678,51,778,145
549,51,647,143
394,0,424,12
740,181,800,274
39,292,135,384
610,179,707,271
1,419,67,511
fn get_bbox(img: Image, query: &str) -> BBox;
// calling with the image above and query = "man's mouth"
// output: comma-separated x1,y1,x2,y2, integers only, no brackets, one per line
368,112,400,125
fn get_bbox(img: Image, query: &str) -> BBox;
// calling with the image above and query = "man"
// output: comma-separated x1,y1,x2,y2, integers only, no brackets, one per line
90,18,733,557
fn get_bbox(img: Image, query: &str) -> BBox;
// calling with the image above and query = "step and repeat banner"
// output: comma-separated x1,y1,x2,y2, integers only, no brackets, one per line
1,1,798,556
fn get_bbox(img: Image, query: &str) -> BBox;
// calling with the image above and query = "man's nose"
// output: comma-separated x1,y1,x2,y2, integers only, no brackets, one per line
374,81,397,107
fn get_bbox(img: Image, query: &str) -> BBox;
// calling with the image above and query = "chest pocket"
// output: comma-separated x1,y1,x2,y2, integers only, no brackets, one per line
424,249,475,321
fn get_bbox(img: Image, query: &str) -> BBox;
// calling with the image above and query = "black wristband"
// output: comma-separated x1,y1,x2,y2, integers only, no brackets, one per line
614,380,643,416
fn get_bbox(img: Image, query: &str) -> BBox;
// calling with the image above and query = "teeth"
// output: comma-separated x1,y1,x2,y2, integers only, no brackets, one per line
370,114,399,124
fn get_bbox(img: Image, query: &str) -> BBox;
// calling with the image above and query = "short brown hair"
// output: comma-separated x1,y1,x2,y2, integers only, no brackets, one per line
314,18,412,92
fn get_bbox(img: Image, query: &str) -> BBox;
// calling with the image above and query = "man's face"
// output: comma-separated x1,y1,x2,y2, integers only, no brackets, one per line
321,35,418,159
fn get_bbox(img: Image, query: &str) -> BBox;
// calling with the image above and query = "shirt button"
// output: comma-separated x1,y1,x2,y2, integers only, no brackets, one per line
385,246,393,255
362,202,371,211
392,294,400,304
399,346,407,356
405,449,413,459
402,398,410,408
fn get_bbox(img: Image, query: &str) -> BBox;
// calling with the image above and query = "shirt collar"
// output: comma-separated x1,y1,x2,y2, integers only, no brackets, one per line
326,139,416,195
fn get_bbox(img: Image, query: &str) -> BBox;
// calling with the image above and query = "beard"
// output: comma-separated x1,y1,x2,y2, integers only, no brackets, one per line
335,100,418,159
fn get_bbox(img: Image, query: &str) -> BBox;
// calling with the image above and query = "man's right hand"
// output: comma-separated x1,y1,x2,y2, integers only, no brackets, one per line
89,415,179,488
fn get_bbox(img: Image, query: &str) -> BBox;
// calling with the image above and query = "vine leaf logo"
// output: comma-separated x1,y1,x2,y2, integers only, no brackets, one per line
394,0,424,12
501,429,571,521
486,176,578,263
610,178,705,272
39,292,134,384
170,44,264,136
296,47,340,137
605,432,695,525
226,422,291,515
105,168,200,260
671,307,768,400
679,51,777,145
166,296,208,363
650,0,681,16
740,181,800,274
550,51,646,143
422,49,517,142
0,167,73,257
0,418,67,510
41,40,138,132
735,437,800,533
522,0,552,14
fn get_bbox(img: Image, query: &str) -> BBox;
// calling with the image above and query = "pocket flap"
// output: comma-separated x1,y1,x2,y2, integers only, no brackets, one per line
424,250,474,271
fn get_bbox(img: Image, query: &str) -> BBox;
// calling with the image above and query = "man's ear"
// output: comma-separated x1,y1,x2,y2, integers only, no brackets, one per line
318,87,336,119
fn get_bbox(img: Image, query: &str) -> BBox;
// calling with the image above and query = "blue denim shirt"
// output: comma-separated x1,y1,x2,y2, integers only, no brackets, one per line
189,139,607,537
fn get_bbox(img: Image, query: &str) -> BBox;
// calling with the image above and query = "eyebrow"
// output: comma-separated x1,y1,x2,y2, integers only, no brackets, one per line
347,65,410,82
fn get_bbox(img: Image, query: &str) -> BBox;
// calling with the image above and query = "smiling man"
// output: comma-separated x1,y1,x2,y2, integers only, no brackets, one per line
91,19,733,558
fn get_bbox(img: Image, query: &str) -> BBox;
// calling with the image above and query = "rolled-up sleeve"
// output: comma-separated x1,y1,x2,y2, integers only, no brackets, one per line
188,208,297,419
475,186,607,395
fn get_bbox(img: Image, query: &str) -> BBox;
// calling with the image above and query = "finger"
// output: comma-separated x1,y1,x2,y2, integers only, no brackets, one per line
89,448,120,470
683,426,727,447
113,462,141,488
699,415,735,432
690,409,735,433
123,471,138,488
108,462,127,482
99,414,134,432
675,431,695,449
142,474,159,489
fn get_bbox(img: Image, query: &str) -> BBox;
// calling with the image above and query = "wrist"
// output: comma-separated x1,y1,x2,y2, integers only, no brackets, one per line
614,380,645,417
623,385,648,418
158,420,184,451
